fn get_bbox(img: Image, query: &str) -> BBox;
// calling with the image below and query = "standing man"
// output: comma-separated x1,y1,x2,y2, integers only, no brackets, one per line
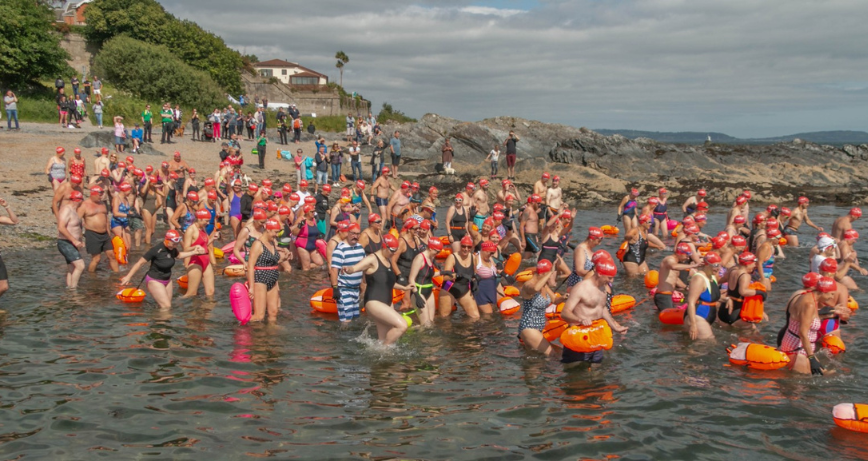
389,131,401,178
546,175,564,214
71,75,80,97
173,105,182,137
504,130,520,180
92,76,102,103
330,223,366,325
79,186,119,273
0,197,19,300
57,191,86,289
832,207,862,242
4,90,19,130
441,138,454,172
256,130,267,170
348,140,362,181
141,104,153,143
785,196,823,247
160,103,174,144
345,113,355,143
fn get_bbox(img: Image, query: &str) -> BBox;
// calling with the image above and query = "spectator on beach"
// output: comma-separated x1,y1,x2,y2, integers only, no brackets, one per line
131,124,143,153
292,116,302,143
190,109,200,141
71,76,79,97
256,107,266,137
288,103,300,120
329,142,343,186
74,94,85,124
246,112,255,140
235,111,245,138
160,103,174,144
441,138,454,172
348,140,362,181
227,107,237,138
315,145,329,188
82,78,91,101
256,132,267,169
173,105,182,135
5,90,19,130
210,108,221,141
55,76,65,91
371,139,386,180
141,105,153,143
92,76,102,102
346,113,355,143
92,100,103,129
113,116,126,153
486,144,500,179
58,94,69,128
504,130,519,180
389,131,401,178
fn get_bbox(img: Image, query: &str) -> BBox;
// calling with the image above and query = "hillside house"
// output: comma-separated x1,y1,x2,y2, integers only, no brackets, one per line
253,59,329,86
55,0,92,26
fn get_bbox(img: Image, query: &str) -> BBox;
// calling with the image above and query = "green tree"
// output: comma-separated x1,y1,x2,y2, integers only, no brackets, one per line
94,36,225,110
84,0,243,94
0,0,72,88
335,51,349,87
378,102,416,124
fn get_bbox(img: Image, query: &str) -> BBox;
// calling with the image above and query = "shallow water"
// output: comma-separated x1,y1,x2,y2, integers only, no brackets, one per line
1,205,866,459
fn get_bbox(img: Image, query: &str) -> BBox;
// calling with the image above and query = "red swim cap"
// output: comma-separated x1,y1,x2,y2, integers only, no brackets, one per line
289,193,300,202
278,205,291,216
798,196,809,205
844,229,859,240
70,190,83,202
536,259,553,274
738,252,757,265
481,241,497,252
195,209,210,220
731,235,747,247
383,233,400,250
675,242,692,255
595,259,617,277
427,236,443,251
460,235,473,246
70,174,82,184
265,219,281,231
819,258,838,273
639,214,652,224
283,183,293,193
817,276,837,293
802,272,820,289
588,227,604,239
261,179,273,187
736,196,747,205
767,228,781,239
186,191,199,202
368,213,382,223
253,209,267,221
704,252,721,265
851,207,862,218
733,215,746,224
322,184,332,193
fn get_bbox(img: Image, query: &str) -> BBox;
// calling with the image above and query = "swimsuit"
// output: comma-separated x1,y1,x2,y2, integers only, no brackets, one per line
623,199,637,218
364,254,396,306
653,201,668,222
363,232,382,255
69,160,85,179
253,241,280,290
446,253,474,299
473,257,499,306
180,208,195,232
189,229,210,270
111,200,130,228
762,254,774,278
204,204,216,235
686,272,719,325
780,310,821,357
518,293,551,335
229,193,242,220
413,254,436,309
449,207,468,239
538,234,560,263
396,236,419,282
720,273,749,325
567,248,594,288
295,221,321,252
622,231,648,265
49,161,66,182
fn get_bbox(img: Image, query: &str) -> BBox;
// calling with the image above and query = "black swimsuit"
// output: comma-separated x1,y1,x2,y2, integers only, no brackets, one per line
538,234,560,263
623,231,649,265
719,273,748,325
450,207,468,239
364,255,396,305
363,232,382,255
447,253,474,298
396,236,419,282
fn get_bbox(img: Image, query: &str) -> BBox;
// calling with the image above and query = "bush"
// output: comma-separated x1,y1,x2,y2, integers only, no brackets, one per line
84,0,243,94
0,0,73,88
378,102,417,124
94,36,226,111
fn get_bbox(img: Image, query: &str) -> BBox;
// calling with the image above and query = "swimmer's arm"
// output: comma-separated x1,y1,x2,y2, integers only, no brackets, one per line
344,254,375,275
601,307,627,333
407,257,422,289
440,255,456,281
361,192,372,214
617,196,628,214
803,213,823,231
390,241,405,275
797,305,817,358
120,257,148,284
574,248,590,276
51,186,65,216
169,204,184,230
444,207,455,239
559,295,583,325
233,228,248,262
646,233,666,250
686,276,703,334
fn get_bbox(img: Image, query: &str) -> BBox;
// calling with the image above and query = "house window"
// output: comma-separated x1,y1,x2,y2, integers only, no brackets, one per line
281,69,287,75
259,69,273,78
290,77,319,86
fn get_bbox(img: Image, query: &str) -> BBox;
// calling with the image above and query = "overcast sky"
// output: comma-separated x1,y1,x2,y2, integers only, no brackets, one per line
161,0,868,138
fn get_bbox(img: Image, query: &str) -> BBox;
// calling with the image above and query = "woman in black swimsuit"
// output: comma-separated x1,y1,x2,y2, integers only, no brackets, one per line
620,214,666,276
358,213,383,255
439,235,480,318
445,194,470,253
391,219,420,310
343,233,410,345
408,237,443,328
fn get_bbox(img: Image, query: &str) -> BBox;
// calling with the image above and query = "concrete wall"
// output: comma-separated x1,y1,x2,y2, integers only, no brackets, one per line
59,33,97,77
241,73,369,117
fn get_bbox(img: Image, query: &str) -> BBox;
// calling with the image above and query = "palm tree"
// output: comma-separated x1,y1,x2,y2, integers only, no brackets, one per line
335,51,349,87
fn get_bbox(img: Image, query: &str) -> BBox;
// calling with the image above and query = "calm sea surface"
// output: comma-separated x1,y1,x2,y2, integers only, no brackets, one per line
0,205,866,460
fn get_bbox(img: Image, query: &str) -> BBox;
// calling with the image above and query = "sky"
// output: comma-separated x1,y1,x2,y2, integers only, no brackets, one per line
159,0,868,138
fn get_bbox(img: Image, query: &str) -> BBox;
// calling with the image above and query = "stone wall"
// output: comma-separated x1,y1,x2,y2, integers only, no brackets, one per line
59,33,97,77
241,73,369,117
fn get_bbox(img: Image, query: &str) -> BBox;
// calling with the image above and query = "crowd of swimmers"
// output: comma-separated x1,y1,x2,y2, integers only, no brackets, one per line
2,145,858,371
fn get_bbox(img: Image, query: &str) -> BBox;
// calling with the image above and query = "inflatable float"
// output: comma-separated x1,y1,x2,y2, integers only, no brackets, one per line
230,282,252,325
833,403,868,433
644,270,659,289
310,287,404,315
116,288,146,303
821,335,846,354
659,306,686,325
515,269,534,283
600,225,619,235
112,236,128,265
610,294,636,314
435,236,452,260
739,282,766,323
223,264,245,277
848,296,859,312
504,253,521,275
497,297,521,315
560,320,613,352
726,342,789,370
503,285,520,297
177,275,188,290
213,248,224,259
542,318,568,342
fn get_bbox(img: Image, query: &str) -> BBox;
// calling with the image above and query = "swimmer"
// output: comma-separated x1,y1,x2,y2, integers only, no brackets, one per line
170,191,200,233
651,188,669,237
358,213,384,256
472,179,492,230
537,213,571,284
497,179,521,206
291,205,324,270
439,235,481,318
545,176,564,214
517,259,563,358
784,196,823,246
620,214,666,276
756,228,785,279
46,147,67,190
681,189,706,218
720,235,747,269
724,214,748,239
120,230,204,309
92,148,110,182
810,237,840,274
407,237,443,327
685,252,724,340
227,180,245,237
326,220,349,267
816,258,853,341
391,219,421,309
52,173,84,217
726,195,748,227
533,172,549,199
387,181,412,230
560,258,628,368
720,252,768,328
247,219,290,322
111,182,135,250
181,209,218,299
779,276,837,375
56,191,85,289
0,198,17,299
519,194,543,261
831,207,862,241
370,170,394,228
654,242,698,310
343,233,410,345
838,229,868,288
330,223,366,325
567,227,604,289
80,186,119,273
617,188,640,234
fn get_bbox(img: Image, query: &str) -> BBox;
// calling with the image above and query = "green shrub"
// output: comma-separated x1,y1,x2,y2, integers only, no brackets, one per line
84,0,243,93
0,0,73,88
94,36,226,111
378,102,417,124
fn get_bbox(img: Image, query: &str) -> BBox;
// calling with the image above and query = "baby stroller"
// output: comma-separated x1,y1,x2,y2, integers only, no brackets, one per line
203,121,214,142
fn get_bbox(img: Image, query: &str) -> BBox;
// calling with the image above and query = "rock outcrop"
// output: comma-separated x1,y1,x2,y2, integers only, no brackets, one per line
79,131,165,156
381,114,868,206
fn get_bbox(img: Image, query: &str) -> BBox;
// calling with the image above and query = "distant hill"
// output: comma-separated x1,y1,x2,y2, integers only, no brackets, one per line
594,129,868,146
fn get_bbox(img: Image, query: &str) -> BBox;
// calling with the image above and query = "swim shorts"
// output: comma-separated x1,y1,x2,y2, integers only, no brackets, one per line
57,239,82,264
85,230,112,256
336,286,361,322
562,347,604,364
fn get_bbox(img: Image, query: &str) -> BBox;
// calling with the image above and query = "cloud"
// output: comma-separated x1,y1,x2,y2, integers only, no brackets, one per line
160,0,868,137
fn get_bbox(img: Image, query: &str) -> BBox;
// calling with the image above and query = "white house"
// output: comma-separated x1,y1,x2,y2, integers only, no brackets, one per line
253,59,329,86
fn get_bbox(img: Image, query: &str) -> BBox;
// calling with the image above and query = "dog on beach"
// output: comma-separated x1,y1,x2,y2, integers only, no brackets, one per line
174,124,185,137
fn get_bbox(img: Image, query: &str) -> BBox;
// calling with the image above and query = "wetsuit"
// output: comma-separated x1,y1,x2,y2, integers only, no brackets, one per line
685,272,719,324
364,254,396,306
